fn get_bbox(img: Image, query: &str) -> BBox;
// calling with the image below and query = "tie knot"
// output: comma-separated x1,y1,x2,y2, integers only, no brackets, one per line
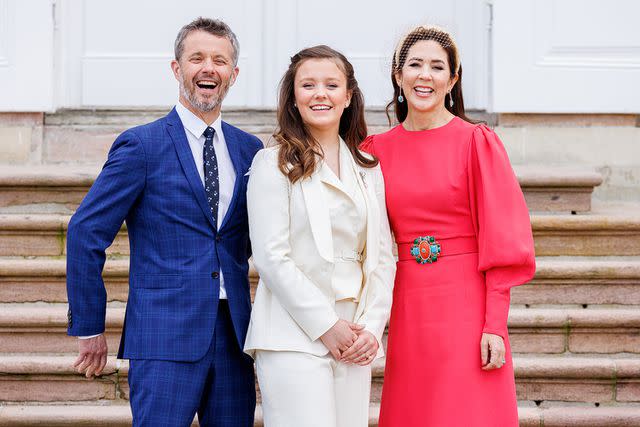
203,127,215,140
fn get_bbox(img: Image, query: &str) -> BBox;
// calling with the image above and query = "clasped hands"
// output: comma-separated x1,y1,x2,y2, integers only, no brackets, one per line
320,319,378,366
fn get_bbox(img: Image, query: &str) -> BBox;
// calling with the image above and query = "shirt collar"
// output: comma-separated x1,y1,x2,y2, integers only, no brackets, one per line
175,101,223,140
319,137,353,187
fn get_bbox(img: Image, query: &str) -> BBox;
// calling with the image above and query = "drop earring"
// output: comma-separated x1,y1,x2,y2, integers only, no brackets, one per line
397,88,404,103
448,91,454,108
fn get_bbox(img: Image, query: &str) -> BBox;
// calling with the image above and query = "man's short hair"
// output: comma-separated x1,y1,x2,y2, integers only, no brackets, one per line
174,17,240,66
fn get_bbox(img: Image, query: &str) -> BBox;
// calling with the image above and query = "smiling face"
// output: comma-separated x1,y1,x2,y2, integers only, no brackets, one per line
293,58,352,135
396,39,458,115
171,30,239,115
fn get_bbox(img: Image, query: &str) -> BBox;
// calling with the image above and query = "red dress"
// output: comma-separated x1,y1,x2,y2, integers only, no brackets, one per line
362,117,536,427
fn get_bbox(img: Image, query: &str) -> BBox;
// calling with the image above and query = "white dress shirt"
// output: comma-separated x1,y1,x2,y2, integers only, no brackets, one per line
176,101,236,299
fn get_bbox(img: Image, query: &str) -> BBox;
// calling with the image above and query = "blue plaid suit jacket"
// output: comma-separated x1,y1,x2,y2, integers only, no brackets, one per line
66,108,263,361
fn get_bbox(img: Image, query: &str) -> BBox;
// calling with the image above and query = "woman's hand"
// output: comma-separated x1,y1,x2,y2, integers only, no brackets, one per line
320,319,363,359
480,333,506,370
340,329,379,366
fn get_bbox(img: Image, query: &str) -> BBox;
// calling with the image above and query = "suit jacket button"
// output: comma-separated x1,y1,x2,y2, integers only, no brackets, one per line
212,272,219,279
216,235,222,242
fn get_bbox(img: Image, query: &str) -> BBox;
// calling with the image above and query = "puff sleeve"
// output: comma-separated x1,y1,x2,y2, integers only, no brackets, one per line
359,134,376,157
467,125,536,338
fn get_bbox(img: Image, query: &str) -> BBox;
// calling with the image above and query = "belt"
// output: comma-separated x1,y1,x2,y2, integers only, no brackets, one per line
334,250,364,263
397,236,477,264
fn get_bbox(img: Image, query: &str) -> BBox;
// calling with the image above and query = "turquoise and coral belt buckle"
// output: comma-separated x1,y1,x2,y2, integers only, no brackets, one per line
410,236,441,264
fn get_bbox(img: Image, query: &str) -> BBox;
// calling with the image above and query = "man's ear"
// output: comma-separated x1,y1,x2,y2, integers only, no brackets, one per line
171,59,181,82
230,66,240,86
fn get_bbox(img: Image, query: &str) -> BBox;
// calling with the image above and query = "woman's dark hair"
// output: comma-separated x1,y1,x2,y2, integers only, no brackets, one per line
274,45,377,183
386,25,477,125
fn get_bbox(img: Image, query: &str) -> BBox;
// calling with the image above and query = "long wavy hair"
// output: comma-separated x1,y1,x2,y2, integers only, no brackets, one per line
274,45,377,183
386,25,478,125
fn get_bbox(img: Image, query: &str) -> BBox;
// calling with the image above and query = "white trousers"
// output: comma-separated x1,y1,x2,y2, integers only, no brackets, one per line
255,301,372,427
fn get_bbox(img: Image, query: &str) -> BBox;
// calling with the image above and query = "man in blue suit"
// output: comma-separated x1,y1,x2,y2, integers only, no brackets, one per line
66,17,262,426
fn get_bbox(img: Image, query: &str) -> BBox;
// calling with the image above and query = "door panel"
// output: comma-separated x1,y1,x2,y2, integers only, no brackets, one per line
491,0,640,112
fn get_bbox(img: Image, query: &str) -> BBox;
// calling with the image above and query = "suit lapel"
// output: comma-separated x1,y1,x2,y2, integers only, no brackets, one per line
165,108,217,231
218,122,242,231
301,168,333,263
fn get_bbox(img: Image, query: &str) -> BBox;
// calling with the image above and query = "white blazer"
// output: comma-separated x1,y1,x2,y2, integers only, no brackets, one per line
244,143,396,358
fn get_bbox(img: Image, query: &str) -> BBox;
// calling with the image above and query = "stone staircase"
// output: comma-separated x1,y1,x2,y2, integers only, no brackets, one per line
1,110,639,426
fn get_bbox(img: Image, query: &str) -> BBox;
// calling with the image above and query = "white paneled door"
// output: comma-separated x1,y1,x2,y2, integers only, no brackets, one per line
69,0,264,108
491,0,640,113
261,0,488,109
56,0,487,109
0,0,54,111
7,0,640,112
2,0,487,110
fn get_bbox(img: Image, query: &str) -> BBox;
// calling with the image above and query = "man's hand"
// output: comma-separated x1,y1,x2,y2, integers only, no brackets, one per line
73,335,108,378
340,329,379,366
319,319,363,359
480,333,506,371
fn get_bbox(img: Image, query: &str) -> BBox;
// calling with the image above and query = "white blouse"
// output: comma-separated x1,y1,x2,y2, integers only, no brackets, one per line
318,140,368,302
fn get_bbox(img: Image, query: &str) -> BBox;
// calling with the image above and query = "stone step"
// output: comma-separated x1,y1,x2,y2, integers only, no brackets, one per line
0,165,601,214
508,306,640,354
2,207,639,257
1,256,639,305
0,167,98,215
513,355,640,406
0,355,123,403
0,402,638,427
1,354,638,406
513,256,640,305
531,203,640,256
2,304,639,355
370,354,640,405
0,257,129,304
519,404,640,427
0,304,125,354
514,165,602,213
0,214,128,257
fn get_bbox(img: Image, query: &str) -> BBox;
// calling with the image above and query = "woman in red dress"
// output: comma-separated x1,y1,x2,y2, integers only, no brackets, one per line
362,26,536,426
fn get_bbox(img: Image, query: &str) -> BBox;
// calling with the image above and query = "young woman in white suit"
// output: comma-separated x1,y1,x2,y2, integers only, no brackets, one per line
244,45,396,427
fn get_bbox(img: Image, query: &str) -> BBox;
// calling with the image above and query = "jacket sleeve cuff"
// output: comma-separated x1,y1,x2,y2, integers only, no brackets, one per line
307,313,340,342
78,334,102,339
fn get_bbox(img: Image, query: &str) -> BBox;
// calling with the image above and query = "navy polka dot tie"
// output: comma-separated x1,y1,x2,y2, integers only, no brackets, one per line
203,126,219,227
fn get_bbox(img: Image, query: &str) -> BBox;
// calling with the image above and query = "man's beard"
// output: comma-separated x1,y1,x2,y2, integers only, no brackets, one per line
179,75,231,113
